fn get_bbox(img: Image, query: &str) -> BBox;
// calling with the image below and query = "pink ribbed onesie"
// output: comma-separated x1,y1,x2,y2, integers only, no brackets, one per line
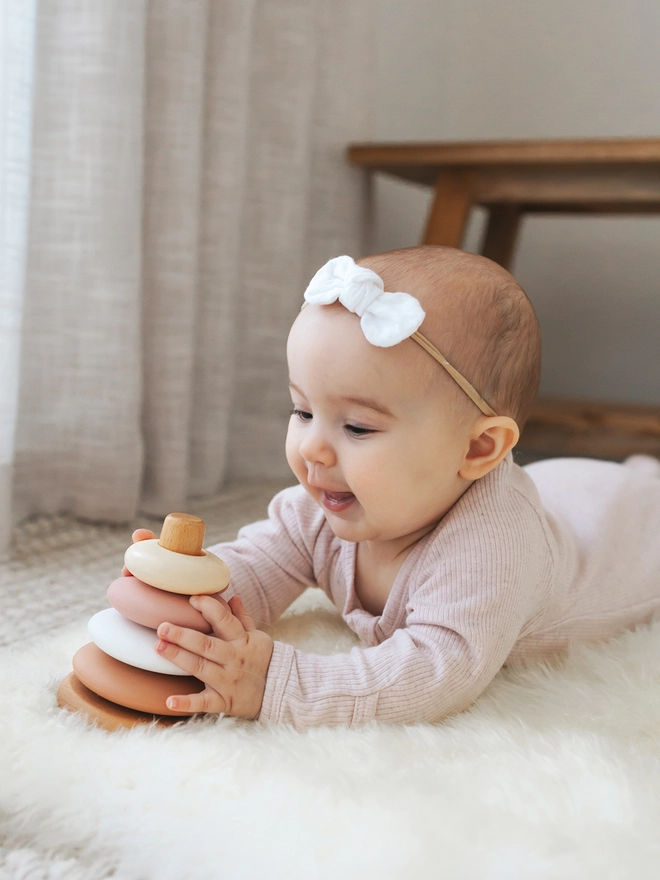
209,454,660,730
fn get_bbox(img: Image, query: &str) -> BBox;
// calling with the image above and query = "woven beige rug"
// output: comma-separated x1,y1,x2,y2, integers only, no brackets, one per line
2,480,660,880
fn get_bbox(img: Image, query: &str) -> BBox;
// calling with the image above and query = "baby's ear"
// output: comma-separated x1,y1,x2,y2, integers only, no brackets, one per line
458,416,520,481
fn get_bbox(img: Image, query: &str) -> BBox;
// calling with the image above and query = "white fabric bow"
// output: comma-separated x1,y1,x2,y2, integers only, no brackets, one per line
303,255,425,347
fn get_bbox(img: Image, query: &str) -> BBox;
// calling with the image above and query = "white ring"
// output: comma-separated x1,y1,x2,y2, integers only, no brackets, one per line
88,608,188,676
124,540,230,595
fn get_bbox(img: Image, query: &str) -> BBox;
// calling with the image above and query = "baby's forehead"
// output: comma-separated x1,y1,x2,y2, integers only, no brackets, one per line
288,302,450,405
290,300,413,363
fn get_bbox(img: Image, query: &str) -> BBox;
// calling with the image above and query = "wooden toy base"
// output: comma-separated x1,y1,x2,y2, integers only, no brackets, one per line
57,672,188,732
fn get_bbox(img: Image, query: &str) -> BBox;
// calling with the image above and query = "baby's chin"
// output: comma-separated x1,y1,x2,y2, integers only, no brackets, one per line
322,517,365,544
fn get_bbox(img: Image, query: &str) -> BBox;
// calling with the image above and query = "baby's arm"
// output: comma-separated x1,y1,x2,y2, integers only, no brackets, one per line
257,536,541,729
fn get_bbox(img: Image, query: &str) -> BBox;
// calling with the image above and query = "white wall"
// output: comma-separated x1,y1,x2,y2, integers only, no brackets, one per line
373,0,660,403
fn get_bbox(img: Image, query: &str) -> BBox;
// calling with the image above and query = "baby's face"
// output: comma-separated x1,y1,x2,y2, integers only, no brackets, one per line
286,304,476,550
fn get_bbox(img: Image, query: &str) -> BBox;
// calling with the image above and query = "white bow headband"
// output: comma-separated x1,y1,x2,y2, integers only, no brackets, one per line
303,255,496,417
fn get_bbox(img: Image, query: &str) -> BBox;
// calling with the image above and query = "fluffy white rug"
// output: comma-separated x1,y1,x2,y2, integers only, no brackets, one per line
3,584,660,880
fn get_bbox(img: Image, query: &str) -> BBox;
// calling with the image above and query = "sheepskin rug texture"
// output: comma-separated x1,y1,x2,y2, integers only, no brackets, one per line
3,483,660,879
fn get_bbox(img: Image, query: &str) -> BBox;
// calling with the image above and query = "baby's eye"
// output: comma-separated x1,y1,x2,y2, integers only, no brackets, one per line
344,424,374,438
290,408,312,422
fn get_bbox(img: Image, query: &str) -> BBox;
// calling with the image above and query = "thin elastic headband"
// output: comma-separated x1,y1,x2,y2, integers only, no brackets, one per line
410,332,496,416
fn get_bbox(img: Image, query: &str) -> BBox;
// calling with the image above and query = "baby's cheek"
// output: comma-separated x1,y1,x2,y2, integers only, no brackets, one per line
358,446,422,506
350,449,392,493
285,426,305,479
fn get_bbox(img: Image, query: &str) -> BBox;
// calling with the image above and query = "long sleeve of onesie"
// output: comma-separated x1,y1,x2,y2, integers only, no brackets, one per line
208,461,554,731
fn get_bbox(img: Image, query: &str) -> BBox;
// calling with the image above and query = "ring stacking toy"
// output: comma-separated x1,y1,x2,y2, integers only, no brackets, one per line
57,512,229,731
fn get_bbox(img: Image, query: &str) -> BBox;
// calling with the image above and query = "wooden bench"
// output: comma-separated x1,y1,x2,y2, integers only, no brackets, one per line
347,137,660,459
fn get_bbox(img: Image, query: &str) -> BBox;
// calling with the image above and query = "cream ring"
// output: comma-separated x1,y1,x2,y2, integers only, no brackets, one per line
124,539,230,595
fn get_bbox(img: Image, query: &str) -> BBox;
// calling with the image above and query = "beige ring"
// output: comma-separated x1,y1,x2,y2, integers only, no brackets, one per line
124,540,230,596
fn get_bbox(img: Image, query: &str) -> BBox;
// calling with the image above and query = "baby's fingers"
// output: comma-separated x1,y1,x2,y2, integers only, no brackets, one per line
132,528,157,542
155,623,228,683
191,595,247,641
166,688,226,715
122,528,158,576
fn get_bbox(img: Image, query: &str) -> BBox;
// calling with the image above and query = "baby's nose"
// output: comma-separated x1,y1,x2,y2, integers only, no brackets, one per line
299,427,335,466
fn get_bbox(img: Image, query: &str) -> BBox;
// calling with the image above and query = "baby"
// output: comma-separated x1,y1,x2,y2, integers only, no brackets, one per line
131,246,660,729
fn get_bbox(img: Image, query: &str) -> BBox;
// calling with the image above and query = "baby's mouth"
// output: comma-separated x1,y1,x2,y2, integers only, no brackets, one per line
321,490,355,513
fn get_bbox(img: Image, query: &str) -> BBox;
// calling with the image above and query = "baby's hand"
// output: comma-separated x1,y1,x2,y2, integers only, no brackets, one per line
121,528,156,576
155,595,274,720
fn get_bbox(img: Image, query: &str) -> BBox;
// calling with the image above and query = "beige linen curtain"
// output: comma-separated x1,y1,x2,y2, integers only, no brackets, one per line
1,0,374,555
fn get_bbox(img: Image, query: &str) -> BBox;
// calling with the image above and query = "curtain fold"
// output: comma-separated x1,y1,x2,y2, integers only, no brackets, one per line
140,0,209,514
188,0,256,499
0,0,37,554
1,0,374,554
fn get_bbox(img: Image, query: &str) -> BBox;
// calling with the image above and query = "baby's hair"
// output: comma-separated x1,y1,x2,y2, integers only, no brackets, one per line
357,246,542,428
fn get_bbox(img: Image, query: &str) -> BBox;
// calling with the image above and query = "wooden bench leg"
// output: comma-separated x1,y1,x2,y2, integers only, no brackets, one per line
423,170,475,248
480,204,522,270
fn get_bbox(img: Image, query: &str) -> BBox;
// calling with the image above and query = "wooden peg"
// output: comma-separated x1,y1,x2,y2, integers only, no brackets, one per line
158,512,206,556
